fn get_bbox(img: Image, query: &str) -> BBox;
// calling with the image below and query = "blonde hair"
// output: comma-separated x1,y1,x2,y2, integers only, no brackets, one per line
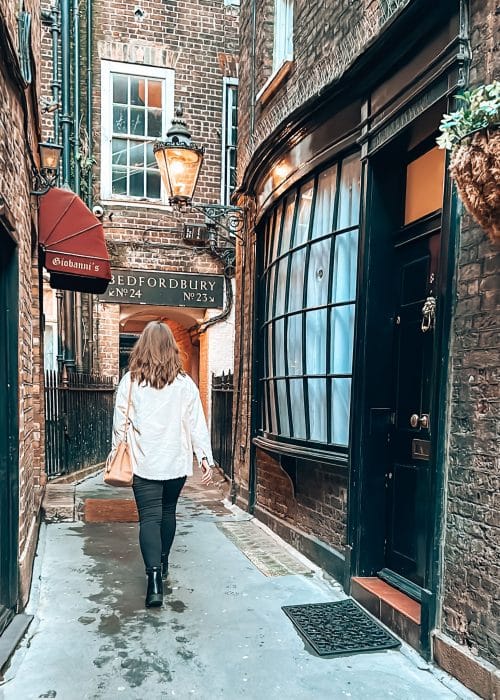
129,321,185,389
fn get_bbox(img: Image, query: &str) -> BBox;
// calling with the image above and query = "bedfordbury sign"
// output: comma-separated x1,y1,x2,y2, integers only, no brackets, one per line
98,269,224,308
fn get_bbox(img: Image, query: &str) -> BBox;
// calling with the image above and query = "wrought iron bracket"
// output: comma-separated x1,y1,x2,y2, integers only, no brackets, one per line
188,203,246,245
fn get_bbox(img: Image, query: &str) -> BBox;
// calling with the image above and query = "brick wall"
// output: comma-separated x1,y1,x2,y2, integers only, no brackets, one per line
238,0,410,178
0,0,45,606
256,450,348,550
96,302,120,380
440,0,499,667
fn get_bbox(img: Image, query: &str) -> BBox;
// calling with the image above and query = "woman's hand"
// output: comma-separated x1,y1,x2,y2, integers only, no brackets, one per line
200,458,214,485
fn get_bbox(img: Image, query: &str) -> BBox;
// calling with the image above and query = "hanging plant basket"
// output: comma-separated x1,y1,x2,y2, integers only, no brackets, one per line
437,81,500,245
449,127,500,243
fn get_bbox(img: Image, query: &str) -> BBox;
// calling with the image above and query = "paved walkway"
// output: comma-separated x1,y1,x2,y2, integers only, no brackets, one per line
0,473,477,700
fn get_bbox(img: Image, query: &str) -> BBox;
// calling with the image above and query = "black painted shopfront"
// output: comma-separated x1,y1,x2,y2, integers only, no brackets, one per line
243,2,466,657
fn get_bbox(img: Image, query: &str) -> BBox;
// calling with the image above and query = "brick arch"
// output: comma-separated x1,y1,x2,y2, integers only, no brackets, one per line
120,312,200,384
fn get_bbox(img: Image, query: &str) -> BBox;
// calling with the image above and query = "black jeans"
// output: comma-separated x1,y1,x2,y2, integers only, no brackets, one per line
132,474,186,571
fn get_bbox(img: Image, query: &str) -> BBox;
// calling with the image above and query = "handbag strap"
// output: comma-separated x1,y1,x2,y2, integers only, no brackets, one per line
122,378,133,443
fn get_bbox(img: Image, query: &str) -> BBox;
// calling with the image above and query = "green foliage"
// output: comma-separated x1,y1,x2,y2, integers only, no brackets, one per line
436,81,500,150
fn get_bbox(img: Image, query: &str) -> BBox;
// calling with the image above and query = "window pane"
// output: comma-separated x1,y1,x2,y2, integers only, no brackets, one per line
306,238,331,307
311,164,337,239
330,305,355,374
112,138,127,165
289,379,306,438
129,142,144,168
331,378,351,446
306,309,327,375
275,318,285,376
147,80,162,108
276,379,290,436
262,383,269,432
147,109,162,138
308,379,327,442
113,106,128,133
275,258,288,317
130,108,145,136
405,147,445,225
130,77,146,106
287,313,302,375
331,229,358,303
272,202,283,260
264,213,274,270
337,155,361,229
294,180,314,246
279,195,295,254
268,380,278,433
146,171,161,199
267,323,274,377
112,74,128,104
129,170,144,197
288,248,306,313
267,266,276,320
112,167,127,194
146,142,156,168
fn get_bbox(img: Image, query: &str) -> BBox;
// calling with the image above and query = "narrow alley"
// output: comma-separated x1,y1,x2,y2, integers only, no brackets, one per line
0,472,475,700
0,0,498,697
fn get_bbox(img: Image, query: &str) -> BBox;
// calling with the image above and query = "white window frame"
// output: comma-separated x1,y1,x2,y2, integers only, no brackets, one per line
100,60,175,204
273,0,293,73
221,77,238,206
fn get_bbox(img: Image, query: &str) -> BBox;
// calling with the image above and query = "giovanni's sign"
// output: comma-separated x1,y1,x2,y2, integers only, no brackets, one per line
98,269,224,308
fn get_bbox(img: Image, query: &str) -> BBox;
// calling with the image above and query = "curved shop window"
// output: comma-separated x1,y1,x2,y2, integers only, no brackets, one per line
259,153,361,453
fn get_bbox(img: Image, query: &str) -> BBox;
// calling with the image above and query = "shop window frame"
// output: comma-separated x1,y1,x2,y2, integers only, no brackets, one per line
256,152,362,463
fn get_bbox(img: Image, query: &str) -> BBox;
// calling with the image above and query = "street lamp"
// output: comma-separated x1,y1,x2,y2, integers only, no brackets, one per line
153,106,246,244
31,141,63,195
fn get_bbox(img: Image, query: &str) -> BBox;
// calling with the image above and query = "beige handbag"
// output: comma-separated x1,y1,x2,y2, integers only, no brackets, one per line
104,380,134,487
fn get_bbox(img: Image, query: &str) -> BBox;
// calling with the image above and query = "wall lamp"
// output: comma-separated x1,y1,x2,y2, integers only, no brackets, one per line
153,106,246,246
31,142,63,196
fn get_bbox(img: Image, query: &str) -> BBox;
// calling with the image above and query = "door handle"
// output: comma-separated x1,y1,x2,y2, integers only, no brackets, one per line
410,413,429,429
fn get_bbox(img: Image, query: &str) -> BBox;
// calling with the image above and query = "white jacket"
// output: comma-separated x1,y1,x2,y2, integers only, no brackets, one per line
112,371,214,480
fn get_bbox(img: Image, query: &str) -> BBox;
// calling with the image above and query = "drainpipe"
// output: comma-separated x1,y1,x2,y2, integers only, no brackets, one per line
72,0,81,194
60,0,71,187
73,0,83,372
86,0,93,204
86,0,95,372
60,0,76,370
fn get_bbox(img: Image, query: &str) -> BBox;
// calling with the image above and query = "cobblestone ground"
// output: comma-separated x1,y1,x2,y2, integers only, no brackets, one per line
0,473,477,700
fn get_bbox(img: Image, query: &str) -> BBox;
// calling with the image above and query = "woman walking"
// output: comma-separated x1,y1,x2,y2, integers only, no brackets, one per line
111,321,214,607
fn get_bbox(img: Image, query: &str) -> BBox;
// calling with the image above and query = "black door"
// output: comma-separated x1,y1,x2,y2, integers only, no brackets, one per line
383,224,440,587
0,237,19,634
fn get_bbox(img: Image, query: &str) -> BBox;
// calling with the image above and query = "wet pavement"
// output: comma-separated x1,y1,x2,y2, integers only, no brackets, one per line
0,473,477,700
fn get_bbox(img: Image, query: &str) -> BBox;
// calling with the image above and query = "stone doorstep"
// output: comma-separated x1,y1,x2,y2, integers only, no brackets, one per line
41,484,76,523
433,631,500,700
351,577,421,652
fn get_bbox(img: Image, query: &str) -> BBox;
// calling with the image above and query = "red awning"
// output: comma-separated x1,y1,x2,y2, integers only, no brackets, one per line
38,187,111,293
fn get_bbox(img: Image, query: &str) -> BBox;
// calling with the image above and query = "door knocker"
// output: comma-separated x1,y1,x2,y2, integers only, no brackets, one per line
421,295,436,333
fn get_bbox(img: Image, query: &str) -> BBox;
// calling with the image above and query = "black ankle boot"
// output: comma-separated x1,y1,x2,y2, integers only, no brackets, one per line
161,553,168,580
145,567,163,607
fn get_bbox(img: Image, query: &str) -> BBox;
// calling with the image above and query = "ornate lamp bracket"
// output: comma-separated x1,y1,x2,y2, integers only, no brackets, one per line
189,203,246,245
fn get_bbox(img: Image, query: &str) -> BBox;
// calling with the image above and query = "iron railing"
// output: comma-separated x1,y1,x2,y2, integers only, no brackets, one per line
44,371,115,479
211,371,233,478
